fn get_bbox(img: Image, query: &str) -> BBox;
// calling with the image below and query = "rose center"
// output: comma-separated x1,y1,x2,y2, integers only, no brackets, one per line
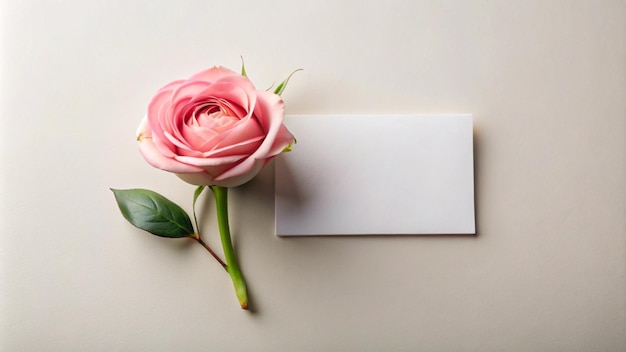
191,102,239,133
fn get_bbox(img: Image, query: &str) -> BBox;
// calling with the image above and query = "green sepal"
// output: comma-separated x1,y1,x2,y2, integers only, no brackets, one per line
281,134,297,153
240,56,248,77
111,188,194,238
193,186,205,210
273,69,302,96
192,185,206,233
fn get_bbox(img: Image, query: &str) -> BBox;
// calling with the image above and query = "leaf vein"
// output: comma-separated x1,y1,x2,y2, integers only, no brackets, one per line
125,197,191,234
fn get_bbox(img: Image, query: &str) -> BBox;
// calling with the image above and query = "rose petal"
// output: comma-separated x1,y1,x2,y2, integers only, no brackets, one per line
138,115,177,158
196,116,262,152
157,79,187,92
171,80,212,105
180,123,219,152
164,131,195,152
266,124,295,157
137,134,204,173
188,66,239,82
212,160,265,187
191,79,256,117
147,88,179,151
174,154,248,167
203,135,264,158
214,91,284,181
152,133,178,158
249,90,286,157
208,117,263,149
136,115,152,139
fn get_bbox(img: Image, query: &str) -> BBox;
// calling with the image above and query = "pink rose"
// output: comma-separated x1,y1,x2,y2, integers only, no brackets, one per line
136,67,295,187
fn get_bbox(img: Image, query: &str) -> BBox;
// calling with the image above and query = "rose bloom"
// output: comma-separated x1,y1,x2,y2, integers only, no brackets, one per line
136,67,295,187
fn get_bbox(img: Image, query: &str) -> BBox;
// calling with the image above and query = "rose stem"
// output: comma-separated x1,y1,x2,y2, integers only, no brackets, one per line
191,235,227,270
211,185,249,310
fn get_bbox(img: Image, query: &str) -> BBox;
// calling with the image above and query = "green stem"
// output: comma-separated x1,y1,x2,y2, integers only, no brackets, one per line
211,185,249,310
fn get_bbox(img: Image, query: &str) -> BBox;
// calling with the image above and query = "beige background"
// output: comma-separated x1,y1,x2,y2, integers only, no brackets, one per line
1,0,624,351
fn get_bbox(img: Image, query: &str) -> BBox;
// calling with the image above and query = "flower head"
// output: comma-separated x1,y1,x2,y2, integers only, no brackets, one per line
137,67,295,187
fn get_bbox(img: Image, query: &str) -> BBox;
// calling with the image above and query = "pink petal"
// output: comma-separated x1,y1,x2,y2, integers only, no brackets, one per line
137,134,204,173
180,123,219,152
136,115,152,139
151,133,178,158
188,66,239,82
138,115,177,158
266,124,295,157
196,116,262,152
164,131,195,152
171,80,212,105
157,79,187,92
190,79,256,116
203,135,264,158
174,154,248,166
208,117,264,150
212,160,265,187
147,88,178,151
214,91,284,181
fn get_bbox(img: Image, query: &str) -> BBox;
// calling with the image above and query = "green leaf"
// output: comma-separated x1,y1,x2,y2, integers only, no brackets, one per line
240,56,248,77
192,185,206,233
111,188,194,238
273,69,302,96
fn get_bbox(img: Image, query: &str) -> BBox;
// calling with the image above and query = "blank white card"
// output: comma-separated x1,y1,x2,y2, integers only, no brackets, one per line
275,115,475,236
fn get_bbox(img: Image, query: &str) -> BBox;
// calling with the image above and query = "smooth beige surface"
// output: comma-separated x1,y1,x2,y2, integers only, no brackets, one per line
1,1,624,351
